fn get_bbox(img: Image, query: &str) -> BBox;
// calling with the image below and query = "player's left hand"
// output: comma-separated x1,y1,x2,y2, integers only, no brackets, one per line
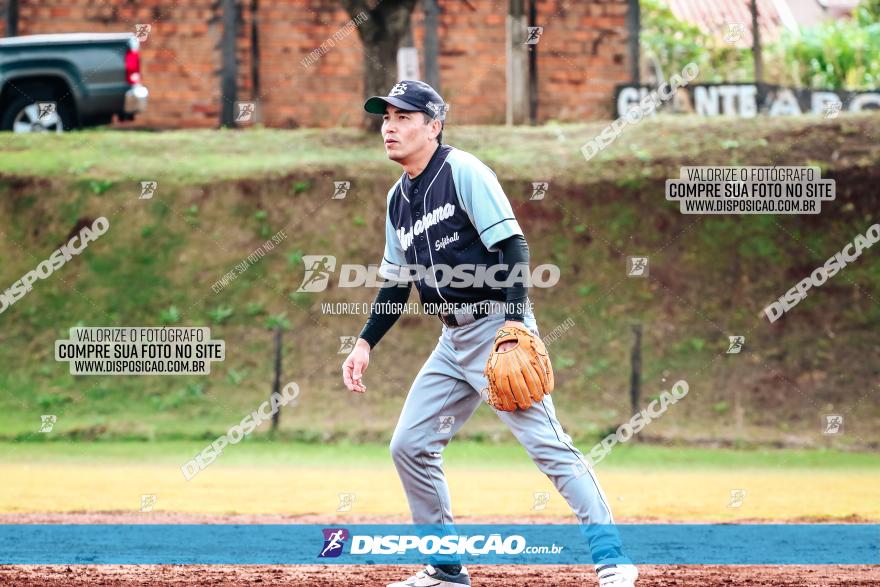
483,322,554,411
497,320,525,351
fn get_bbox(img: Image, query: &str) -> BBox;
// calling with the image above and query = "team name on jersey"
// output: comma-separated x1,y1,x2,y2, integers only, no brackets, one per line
396,202,456,251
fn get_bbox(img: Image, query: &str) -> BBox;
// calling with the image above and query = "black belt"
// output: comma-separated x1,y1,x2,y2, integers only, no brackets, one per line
438,306,491,328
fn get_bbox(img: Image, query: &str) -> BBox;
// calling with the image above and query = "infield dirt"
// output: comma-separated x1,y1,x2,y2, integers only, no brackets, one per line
2,512,877,586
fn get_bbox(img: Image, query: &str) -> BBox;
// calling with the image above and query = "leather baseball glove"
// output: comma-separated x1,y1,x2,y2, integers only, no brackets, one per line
483,324,555,411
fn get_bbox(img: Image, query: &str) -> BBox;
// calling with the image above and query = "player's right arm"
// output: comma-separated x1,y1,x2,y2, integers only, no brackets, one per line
342,183,415,393
342,279,412,393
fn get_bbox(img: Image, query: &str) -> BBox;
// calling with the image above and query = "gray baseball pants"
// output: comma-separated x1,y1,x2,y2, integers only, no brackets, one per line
389,305,626,564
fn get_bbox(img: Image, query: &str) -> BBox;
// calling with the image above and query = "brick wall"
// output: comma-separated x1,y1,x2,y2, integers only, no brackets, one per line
413,0,510,125
255,0,367,128
4,0,631,128
536,0,631,121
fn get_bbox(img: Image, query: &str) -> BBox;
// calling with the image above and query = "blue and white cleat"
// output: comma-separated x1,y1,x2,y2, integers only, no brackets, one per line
595,563,638,586
386,564,472,587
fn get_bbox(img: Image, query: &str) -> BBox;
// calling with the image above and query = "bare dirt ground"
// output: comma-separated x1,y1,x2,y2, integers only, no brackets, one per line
2,513,877,586
3,563,879,586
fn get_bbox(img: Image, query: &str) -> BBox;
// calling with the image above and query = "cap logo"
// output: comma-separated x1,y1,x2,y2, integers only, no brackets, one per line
389,82,408,97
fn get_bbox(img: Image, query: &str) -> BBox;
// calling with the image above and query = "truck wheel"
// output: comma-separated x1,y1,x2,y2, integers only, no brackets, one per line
0,93,75,133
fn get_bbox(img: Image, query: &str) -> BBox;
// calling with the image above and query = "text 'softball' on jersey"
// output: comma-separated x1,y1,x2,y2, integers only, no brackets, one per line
378,145,524,307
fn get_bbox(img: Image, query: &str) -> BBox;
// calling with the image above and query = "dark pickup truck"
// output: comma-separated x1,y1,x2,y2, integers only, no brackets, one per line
0,32,148,132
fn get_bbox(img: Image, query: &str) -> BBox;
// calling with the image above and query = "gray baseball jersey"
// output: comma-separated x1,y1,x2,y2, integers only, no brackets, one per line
382,145,628,566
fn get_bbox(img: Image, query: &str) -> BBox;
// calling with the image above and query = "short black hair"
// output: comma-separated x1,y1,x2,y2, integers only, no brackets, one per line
421,112,443,145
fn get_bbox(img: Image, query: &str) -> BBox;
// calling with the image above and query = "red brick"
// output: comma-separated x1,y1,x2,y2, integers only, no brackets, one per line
9,0,629,128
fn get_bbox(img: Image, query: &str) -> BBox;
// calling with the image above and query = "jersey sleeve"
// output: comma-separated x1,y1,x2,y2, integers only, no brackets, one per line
448,149,524,252
378,183,415,283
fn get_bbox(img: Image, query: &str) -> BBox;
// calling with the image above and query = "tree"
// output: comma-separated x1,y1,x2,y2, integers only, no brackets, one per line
339,0,419,130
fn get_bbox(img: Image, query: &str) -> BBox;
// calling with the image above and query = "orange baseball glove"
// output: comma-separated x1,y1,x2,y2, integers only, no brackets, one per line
483,324,555,411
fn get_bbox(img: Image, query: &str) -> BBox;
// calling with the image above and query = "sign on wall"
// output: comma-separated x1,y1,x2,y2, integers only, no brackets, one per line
614,83,880,118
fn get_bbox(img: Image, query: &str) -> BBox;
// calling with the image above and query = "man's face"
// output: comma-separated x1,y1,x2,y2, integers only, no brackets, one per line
381,105,438,162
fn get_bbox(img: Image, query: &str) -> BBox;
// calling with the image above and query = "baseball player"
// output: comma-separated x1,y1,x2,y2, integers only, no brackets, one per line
341,80,637,587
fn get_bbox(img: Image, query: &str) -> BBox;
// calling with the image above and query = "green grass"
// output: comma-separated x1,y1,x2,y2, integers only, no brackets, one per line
1,440,877,470
0,116,878,448
0,114,876,185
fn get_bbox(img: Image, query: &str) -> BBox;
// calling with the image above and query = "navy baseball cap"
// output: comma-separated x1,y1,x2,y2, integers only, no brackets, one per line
364,80,448,122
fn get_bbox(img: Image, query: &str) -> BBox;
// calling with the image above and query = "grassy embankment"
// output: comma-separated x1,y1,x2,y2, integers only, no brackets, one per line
0,115,878,447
